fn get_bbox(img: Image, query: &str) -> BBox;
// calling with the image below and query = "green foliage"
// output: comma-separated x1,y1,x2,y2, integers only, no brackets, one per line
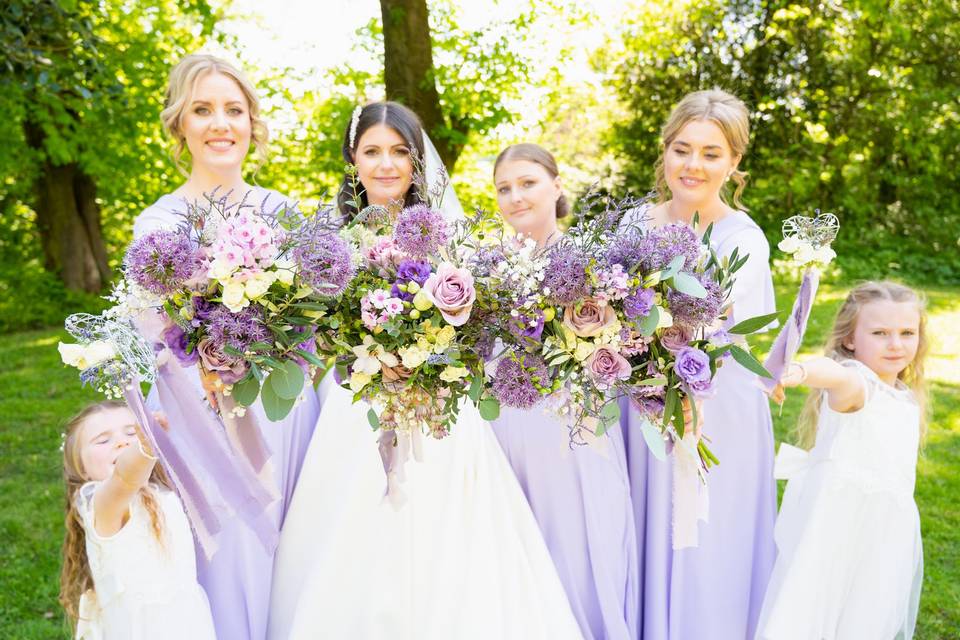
602,0,960,284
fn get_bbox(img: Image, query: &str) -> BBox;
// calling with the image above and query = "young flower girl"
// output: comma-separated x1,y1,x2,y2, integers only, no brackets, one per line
59,401,215,639
758,281,927,639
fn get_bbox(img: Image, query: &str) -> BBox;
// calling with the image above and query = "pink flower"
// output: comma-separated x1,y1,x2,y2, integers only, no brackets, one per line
384,297,404,315
361,309,379,330
196,338,248,384
367,289,391,310
586,346,632,389
365,238,405,276
660,324,694,353
422,262,476,326
562,298,617,337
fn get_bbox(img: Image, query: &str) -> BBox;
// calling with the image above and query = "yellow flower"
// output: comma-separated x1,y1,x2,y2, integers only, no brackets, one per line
574,340,596,362
439,365,469,382
413,290,433,311
542,306,556,323
349,371,372,392
222,281,249,312
398,344,430,369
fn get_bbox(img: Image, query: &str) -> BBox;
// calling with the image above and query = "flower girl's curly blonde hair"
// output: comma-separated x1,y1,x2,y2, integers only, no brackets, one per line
59,401,171,633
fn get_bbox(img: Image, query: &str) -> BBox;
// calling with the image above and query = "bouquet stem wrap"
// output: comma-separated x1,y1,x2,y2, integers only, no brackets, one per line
378,427,425,508
671,431,709,549
761,268,819,392
123,362,280,560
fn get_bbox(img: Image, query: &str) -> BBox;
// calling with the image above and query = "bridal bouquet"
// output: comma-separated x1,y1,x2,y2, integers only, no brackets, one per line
331,200,500,438
485,198,775,466
122,191,354,419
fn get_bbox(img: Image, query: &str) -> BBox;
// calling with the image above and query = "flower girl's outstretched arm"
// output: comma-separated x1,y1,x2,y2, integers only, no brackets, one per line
777,357,866,413
92,417,165,537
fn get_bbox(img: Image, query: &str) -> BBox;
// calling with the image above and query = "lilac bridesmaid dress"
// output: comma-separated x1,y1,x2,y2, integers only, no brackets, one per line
492,406,640,639
621,210,777,639
135,187,321,640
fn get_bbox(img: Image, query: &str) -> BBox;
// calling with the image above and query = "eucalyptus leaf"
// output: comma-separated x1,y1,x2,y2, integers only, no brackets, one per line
266,360,305,400
261,378,296,421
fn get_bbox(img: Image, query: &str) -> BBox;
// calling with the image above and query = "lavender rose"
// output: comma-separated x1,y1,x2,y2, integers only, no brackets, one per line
674,347,714,397
586,347,632,389
562,298,617,337
197,338,249,385
422,262,476,326
660,324,694,353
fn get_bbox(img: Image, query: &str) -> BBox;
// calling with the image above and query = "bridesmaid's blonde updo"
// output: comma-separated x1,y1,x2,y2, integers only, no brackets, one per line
655,89,751,210
160,53,269,176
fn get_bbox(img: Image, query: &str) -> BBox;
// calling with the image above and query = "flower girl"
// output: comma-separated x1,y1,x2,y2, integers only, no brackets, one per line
59,401,215,639
758,281,927,639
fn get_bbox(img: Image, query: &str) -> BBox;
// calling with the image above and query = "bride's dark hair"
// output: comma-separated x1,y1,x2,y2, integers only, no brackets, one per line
337,101,427,219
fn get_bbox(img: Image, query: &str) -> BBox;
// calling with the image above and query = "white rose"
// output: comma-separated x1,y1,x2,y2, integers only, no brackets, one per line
349,371,372,393
208,258,235,282
778,236,801,253
274,257,296,286
244,271,277,300
222,281,249,312
794,242,817,265
813,245,836,265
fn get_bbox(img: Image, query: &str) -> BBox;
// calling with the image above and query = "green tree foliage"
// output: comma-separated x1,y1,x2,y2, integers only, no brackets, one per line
602,0,960,283
0,0,222,325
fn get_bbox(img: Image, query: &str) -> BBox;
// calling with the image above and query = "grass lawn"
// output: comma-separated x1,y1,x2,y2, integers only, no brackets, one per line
1,283,958,638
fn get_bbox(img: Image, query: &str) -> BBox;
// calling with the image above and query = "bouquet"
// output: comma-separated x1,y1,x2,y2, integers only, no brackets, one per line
122,190,354,419
483,196,776,467
328,172,500,440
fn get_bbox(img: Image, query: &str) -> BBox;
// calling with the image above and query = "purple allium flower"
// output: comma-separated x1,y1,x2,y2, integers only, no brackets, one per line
623,287,655,320
393,204,450,257
206,304,272,355
292,230,355,297
542,246,590,306
491,352,550,409
163,324,198,366
125,230,201,296
605,230,646,271
667,274,724,326
640,223,701,272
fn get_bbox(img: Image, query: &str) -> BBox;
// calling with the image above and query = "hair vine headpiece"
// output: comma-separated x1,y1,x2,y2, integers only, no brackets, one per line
349,105,363,149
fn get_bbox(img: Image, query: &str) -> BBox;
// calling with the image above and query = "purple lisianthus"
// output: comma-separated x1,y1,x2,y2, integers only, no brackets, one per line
391,259,432,301
629,393,666,420
124,230,202,296
674,347,714,397
192,296,216,322
491,352,549,409
542,246,590,306
292,230,355,297
640,223,701,272
707,329,733,360
623,286,655,320
507,310,545,344
393,204,450,257
162,323,198,366
667,274,724,326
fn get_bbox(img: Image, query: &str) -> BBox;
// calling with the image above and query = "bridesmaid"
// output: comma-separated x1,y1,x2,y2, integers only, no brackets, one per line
491,143,639,640
133,53,320,640
621,90,777,639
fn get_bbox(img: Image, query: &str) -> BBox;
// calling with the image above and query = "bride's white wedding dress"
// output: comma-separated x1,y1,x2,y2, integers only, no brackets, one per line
268,378,582,639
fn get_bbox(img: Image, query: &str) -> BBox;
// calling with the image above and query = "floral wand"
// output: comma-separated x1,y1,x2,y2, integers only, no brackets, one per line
761,211,840,394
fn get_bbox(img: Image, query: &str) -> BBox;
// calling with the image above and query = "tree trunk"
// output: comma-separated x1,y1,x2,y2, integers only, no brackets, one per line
24,120,111,293
379,0,460,170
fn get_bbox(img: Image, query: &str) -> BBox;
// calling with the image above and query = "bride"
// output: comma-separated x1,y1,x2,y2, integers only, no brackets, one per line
267,102,581,639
